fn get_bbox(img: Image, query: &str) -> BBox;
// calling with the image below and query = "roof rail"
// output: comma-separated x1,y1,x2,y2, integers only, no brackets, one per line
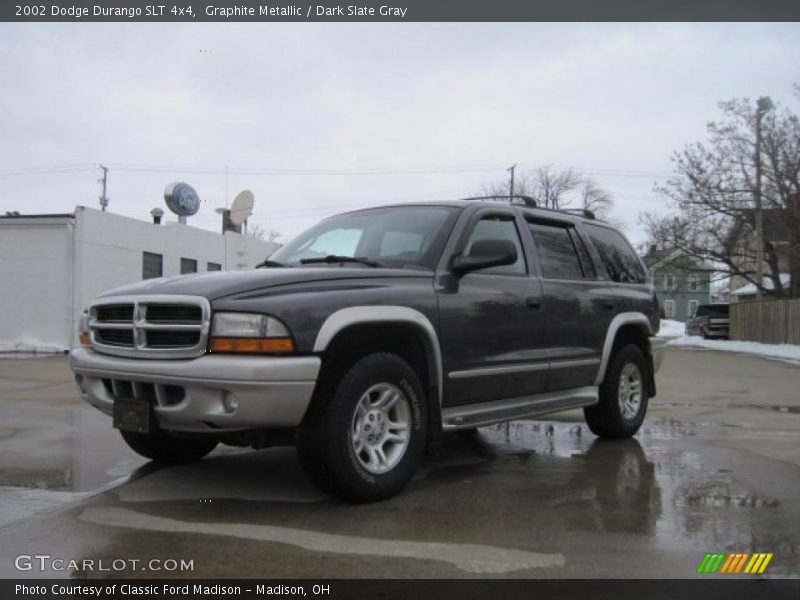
460,195,538,207
558,208,596,220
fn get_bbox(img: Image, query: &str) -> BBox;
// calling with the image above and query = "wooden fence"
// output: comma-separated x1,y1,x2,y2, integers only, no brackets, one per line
730,297,800,345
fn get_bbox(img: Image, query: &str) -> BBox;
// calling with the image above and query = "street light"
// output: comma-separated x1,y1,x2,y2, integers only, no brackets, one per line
754,96,774,300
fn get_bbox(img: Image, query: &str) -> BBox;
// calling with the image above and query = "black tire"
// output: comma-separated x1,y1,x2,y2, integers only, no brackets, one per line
120,430,218,463
584,344,649,439
297,352,428,503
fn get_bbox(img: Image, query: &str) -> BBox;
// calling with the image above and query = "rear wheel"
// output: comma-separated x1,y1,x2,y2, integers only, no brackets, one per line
120,430,218,463
584,344,649,439
297,352,427,502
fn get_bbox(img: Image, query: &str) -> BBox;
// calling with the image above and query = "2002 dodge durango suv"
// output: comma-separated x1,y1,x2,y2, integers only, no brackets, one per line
70,198,666,502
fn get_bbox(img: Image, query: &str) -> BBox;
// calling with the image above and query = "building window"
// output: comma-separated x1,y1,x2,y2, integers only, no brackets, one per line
688,274,699,291
207,262,222,272
180,258,198,274
664,299,676,319
663,273,675,290
688,300,699,318
142,252,163,280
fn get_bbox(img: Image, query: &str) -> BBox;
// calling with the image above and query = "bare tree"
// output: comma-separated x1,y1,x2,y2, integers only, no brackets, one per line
479,165,615,218
247,224,282,243
642,93,800,297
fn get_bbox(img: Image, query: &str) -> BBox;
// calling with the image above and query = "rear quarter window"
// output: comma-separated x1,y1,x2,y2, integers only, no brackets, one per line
582,223,646,284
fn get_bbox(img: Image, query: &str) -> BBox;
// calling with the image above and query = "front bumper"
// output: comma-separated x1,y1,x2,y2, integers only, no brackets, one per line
69,347,320,433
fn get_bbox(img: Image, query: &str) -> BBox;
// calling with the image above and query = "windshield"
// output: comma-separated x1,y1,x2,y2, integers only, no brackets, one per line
270,205,459,269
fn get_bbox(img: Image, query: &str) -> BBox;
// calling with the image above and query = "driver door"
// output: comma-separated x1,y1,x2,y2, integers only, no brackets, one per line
437,209,547,407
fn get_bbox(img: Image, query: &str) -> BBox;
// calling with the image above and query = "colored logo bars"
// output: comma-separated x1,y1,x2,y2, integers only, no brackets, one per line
696,552,773,574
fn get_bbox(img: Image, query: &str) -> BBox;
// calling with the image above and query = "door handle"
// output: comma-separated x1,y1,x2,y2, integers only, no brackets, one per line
603,302,615,311
526,297,542,311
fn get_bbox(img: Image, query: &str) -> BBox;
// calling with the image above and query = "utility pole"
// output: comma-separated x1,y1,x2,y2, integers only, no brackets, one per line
754,96,774,301
98,164,109,211
507,164,516,200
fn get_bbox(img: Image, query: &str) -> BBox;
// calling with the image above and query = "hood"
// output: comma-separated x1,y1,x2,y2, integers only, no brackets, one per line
98,267,432,300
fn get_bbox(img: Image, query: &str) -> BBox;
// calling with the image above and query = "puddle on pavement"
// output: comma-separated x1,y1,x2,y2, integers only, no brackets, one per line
0,402,145,492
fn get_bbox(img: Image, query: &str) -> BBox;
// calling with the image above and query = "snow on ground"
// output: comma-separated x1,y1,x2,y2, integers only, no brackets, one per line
657,319,800,364
0,337,65,355
668,336,800,365
657,319,686,338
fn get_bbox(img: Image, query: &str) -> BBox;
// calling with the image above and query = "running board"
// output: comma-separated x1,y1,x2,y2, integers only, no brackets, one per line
441,386,599,431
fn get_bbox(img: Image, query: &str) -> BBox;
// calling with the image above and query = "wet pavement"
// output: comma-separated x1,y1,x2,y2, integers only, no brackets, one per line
0,349,798,578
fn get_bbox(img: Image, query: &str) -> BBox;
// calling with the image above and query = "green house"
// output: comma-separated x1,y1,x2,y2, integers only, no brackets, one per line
643,248,712,322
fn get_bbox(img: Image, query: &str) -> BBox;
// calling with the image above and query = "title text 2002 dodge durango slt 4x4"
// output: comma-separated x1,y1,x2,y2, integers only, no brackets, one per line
70,197,666,502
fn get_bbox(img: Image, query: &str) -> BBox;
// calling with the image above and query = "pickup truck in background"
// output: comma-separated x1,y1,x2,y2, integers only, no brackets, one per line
685,304,730,339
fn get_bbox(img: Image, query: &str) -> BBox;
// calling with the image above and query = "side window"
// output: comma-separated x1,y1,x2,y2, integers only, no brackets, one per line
583,223,647,284
463,216,526,275
528,222,584,280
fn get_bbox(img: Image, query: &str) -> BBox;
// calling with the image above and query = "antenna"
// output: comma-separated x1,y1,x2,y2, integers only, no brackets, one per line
229,190,254,227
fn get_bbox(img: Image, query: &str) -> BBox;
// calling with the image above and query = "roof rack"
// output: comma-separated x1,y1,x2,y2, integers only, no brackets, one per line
557,208,596,220
460,195,538,207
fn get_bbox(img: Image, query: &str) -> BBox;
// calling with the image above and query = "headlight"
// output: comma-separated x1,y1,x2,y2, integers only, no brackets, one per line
208,312,294,354
78,309,91,347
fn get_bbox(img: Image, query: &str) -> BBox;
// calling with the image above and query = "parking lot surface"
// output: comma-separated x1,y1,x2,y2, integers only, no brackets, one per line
0,348,798,578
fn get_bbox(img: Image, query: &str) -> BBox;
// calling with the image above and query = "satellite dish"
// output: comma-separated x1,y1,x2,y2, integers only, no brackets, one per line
164,182,201,218
229,190,254,226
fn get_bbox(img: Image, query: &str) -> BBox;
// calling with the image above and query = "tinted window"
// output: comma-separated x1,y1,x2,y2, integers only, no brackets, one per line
180,257,197,274
707,305,729,317
573,231,596,278
207,262,222,272
529,222,583,279
464,216,526,275
583,223,646,284
142,252,162,280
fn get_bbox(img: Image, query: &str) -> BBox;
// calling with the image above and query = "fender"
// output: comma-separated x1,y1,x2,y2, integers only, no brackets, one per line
313,306,444,406
594,312,653,386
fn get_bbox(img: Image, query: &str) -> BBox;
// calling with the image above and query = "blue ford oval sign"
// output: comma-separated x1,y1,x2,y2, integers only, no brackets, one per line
164,182,200,217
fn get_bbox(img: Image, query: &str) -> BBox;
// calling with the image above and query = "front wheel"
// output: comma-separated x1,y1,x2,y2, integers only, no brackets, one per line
120,429,218,463
584,344,649,439
297,352,428,503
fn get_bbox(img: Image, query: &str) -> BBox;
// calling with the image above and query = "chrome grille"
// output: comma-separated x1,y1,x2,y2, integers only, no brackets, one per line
89,295,211,359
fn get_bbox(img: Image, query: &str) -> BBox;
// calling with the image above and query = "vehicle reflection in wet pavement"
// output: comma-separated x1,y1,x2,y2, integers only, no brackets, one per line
1,353,799,578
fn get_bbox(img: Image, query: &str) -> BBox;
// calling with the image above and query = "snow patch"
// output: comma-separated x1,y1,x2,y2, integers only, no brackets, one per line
0,337,66,354
668,336,800,365
657,319,686,338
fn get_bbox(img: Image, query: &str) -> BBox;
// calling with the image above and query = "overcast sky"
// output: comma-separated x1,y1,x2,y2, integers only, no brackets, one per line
1,22,798,244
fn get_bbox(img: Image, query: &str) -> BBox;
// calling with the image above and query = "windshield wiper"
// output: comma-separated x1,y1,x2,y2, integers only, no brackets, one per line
300,255,382,267
255,259,286,268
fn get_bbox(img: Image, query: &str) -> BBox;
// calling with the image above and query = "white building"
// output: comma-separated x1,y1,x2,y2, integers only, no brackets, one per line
0,206,278,352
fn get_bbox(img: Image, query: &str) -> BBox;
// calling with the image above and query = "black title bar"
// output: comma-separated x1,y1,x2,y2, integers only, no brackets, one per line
3,0,800,22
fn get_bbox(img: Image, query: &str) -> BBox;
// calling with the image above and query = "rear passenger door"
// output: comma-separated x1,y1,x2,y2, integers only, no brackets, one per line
525,218,610,390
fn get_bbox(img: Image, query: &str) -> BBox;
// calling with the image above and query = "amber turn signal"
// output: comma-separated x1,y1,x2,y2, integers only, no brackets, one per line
208,337,295,354
79,332,91,347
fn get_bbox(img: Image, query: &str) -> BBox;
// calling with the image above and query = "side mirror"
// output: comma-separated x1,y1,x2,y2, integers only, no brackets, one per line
452,239,518,275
